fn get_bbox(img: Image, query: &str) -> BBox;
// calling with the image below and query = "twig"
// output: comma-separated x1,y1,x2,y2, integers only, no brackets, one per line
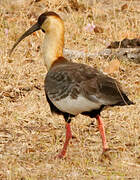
63,48,140,63
122,161,140,168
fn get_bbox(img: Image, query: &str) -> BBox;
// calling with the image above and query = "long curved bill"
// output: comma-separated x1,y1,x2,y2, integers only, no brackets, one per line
9,22,40,56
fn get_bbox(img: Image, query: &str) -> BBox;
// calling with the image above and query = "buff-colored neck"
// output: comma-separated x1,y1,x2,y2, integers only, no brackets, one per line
42,17,64,70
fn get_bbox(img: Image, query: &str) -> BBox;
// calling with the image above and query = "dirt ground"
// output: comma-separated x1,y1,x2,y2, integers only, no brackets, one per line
0,0,140,179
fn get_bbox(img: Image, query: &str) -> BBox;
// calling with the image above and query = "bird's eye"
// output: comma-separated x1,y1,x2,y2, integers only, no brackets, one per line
41,29,45,33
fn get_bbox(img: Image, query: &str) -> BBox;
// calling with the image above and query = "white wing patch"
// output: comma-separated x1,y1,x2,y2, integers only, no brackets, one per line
51,94,101,115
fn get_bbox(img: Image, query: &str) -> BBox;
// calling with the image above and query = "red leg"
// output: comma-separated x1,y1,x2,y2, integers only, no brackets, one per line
96,115,108,152
58,123,72,158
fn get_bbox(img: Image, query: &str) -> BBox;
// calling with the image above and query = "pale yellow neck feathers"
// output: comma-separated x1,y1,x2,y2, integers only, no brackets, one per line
41,16,64,70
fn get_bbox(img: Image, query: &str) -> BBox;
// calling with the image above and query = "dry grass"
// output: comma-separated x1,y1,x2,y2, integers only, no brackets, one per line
0,0,140,179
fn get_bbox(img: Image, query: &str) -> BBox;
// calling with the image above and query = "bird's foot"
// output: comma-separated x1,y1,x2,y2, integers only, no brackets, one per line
54,150,66,159
103,146,110,152
56,153,64,159
100,148,119,164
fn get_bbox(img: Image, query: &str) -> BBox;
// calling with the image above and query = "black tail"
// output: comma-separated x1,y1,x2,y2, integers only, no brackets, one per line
117,93,134,106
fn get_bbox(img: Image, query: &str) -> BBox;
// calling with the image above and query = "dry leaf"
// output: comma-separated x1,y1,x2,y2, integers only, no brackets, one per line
104,59,120,74
14,104,27,111
94,26,104,33
121,3,128,11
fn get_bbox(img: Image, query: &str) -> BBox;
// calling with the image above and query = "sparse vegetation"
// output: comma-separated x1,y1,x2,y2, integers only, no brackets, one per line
0,0,140,179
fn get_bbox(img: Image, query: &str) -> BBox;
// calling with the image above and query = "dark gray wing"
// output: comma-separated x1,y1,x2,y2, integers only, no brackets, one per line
45,61,133,107
76,64,133,106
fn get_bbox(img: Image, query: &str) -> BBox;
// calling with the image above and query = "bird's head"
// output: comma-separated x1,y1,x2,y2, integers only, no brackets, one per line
10,11,64,55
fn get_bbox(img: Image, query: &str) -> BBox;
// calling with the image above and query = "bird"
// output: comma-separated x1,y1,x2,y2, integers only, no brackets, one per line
10,11,134,158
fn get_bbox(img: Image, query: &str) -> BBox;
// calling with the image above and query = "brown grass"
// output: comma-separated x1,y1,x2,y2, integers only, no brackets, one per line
0,0,140,179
